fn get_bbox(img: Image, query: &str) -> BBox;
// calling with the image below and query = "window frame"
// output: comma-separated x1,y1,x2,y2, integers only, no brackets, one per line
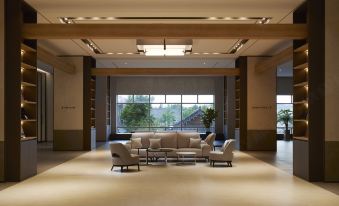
116,94,215,133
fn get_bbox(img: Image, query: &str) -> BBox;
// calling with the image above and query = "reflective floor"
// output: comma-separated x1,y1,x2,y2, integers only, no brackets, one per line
0,142,338,206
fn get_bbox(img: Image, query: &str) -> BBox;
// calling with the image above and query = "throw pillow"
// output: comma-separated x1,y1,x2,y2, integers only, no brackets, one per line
189,138,201,148
131,138,142,149
149,139,161,149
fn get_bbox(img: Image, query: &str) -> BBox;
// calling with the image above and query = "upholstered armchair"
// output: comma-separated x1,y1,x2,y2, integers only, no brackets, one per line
209,139,235,167
109,143,140,172
203,133,216,150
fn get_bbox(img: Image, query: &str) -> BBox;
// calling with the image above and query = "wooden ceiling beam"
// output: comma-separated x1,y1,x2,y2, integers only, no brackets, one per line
23,24,307,39
255,46,293,73
37,46,76,74
91,68,240,76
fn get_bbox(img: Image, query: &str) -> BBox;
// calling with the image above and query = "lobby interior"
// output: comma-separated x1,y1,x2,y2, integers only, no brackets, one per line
1,0,339,205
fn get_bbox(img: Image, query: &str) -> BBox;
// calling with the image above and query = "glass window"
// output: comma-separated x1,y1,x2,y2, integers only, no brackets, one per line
117,95,133,103
276,95,293,134
198,95,214,103
150,95,165,103
166,95,181,103
277,95,293,104
150,104,181,127
182,95,197,103
117,94,215,133
134,95,149,103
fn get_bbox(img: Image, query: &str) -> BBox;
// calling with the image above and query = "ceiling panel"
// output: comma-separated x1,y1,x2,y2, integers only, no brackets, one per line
38,39,89,56
28,0,304,24
92,39,137,53
240,39,292,56
96,57,235,68
192,39,237,53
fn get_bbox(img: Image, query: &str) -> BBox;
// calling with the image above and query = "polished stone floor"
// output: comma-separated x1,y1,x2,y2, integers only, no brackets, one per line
0,143,339,206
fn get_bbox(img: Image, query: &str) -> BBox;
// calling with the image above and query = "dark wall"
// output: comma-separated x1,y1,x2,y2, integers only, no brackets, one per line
277,77,293,95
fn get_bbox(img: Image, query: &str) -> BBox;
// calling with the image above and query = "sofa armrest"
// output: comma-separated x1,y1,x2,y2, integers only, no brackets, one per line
201,142,212,157
124,141,131,152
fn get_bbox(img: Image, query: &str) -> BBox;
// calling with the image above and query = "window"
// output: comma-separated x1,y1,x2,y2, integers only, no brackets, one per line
276,95,293,134
116,95,215,133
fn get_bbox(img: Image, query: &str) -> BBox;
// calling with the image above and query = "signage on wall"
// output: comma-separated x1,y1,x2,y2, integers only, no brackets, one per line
61,106,76,110
252,106,272,110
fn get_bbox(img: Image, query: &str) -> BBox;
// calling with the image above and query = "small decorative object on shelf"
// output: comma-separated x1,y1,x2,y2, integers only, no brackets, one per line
21,126,26,138
21,107,29,120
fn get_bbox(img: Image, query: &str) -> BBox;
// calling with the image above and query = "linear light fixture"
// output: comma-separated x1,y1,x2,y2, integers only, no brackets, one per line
137,39,192,56
228,17,270,54
59,18,103,54
59,16,271,21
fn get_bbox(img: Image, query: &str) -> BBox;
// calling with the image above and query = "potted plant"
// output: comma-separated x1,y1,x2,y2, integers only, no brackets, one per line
277,109,293,141
201,108,218,134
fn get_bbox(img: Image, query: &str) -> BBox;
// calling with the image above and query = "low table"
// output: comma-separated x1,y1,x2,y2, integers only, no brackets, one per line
176,151,197,165
146,148,174,165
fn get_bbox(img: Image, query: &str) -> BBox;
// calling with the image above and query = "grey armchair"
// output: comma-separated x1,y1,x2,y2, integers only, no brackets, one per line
110,143,140,172
209,139,235,167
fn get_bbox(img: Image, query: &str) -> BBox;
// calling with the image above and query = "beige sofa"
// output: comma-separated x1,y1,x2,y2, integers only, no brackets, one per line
125,132,212,159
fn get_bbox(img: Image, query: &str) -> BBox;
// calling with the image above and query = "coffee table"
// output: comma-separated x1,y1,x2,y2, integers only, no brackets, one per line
176,151,197,165
146,148,174,165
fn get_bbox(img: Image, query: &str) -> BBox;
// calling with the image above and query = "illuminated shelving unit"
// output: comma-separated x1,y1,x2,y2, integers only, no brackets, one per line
293,43,309,142
90,77,96,128
20,43,37,141
235,77,240,129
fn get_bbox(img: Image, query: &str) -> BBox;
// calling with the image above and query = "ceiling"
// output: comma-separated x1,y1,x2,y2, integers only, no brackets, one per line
26,0,305,68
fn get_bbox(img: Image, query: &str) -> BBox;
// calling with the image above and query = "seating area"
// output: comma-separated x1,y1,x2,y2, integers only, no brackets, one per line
109,132,235,171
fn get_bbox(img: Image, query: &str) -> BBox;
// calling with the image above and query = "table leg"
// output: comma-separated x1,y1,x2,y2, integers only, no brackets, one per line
146,150,149,165
165,152,167,164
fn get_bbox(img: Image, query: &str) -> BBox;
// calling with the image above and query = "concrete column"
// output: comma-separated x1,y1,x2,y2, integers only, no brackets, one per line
0,0,5,181
226,77,236,139
110,77,117,134
325,0,339,181
95,77,108,141
246,57,277,151
214,77,224,135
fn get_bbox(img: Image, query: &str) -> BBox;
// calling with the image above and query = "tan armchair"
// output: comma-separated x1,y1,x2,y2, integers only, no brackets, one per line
209,139,235,167
203,133,216,150
110,143,140,172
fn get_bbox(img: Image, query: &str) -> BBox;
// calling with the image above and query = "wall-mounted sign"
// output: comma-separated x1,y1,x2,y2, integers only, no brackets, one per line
61,106,76,110
252,106,272,110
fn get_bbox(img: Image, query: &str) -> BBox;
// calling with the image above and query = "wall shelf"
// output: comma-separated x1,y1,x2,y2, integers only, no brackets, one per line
21,62,36,70
294,81,308,87
293,39,309,143
294,43,308,52
21,43,37,53
21,81,36,87
293,136,309,141
294,62,308,70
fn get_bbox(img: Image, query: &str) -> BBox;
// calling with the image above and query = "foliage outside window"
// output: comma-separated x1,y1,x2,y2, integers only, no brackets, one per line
276,95,293,134
117,95,214,133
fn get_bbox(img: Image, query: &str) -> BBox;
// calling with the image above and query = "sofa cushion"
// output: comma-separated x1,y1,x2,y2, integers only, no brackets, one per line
189,138,201,148
150,139,161,149
131,138,142,149
131,132,154,148
155,132,177,149
177,132,200,148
